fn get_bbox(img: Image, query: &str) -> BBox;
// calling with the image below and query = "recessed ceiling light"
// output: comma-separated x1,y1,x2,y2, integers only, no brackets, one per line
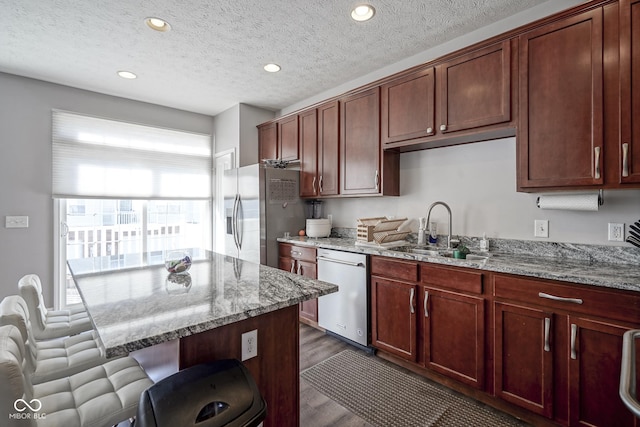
117,71,137,79
145,17,171,32
264,63,281,73
351,4,376,22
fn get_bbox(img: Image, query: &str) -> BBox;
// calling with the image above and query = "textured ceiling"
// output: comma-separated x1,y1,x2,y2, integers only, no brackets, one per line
0,0,548,116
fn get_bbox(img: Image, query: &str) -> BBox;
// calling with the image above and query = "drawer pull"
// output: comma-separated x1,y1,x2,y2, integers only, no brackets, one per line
538,292,583,305
424,290,429,317
291,250,302,256
544,317,551,352
410,288,415,314
297,263,302,275
312,176,317,193
571,323,578,360
594,146,601,180
290,260,296,274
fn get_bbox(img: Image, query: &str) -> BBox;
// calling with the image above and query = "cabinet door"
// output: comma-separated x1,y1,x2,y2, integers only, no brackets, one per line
381,67,435,144
318,101,340,196
423,287,485,389
299,109,318,197
620,0,640,183
297,260,318,322
437,41,511,134
277,115,299,161
371,276,418,361
518,8,604,190
495,302,554,418
340,88,381,195
568,317,639,427
258,122,277,162
278,256,295,274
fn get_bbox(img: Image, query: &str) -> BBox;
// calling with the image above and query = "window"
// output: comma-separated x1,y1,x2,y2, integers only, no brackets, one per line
52,111,212,307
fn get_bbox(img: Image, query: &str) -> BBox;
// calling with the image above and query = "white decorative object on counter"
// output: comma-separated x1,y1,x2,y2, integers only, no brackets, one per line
306,218,331,238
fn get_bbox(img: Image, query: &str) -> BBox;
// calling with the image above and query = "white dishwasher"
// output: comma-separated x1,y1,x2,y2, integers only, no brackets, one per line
317,248,369,348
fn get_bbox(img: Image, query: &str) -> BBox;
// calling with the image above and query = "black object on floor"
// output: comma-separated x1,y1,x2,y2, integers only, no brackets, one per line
136,359,266,427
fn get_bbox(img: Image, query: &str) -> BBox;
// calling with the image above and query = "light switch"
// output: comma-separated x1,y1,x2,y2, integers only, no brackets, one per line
5,216,29,228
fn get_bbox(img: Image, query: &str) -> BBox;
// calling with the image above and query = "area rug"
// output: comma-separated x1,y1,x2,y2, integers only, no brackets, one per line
301,349,528,427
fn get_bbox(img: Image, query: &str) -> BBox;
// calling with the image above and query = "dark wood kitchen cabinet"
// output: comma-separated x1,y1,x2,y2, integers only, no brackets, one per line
381,67,435,145
517,7,605,190
258,122,277,162
258,115,299,162
436,40,513,135
278,243,318,323
619,0,640,184
340,88,399,196
370,256,419,361
422,264,485,390
299,101,339,198
493,273,640,426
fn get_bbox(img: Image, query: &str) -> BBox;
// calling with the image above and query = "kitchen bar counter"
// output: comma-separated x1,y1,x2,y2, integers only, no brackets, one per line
67,249,338,358
278,237,640,293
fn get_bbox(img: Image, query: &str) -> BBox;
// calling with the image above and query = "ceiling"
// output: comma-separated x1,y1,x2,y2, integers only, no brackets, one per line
1,0,550,117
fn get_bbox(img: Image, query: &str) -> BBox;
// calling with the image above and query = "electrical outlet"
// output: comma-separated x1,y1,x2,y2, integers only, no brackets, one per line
608,223,624,242
241,329,258,361
534,220,549,238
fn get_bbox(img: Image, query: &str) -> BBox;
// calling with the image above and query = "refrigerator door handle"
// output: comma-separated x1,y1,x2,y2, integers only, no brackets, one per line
235,194,243,250
232,194,240,251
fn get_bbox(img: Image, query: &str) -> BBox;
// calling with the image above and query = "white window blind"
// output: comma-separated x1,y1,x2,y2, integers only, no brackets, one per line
52,110,212,199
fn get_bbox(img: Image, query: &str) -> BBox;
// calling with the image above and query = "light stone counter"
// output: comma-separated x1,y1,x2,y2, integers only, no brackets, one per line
278,236,640,293
67,249,337,357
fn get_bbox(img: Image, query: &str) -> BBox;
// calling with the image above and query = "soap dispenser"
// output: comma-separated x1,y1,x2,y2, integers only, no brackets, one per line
479,233,489,252
417,217,427,245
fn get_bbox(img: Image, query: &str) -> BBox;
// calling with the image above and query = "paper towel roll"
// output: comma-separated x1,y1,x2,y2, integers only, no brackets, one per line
536,194,600,211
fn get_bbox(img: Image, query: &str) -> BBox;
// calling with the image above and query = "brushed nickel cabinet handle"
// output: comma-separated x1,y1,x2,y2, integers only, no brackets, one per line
297,262,302,275
594,146,601,179
291,250,302,256
571,323,578,360
544,317,551,352
290,260,296,274
538,292,583,305
374,170,380,190
319,175,324,193
424,290,429,317
312,176,317,193
409,288,415,314
426,127,433,134
440,124,447,131
622,143,629,178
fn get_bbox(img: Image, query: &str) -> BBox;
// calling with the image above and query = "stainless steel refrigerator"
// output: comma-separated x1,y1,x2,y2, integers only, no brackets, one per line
222,164,305,267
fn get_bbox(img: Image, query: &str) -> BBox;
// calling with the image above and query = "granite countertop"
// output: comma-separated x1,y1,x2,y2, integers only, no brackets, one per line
67,249,338,357
278,236,640,293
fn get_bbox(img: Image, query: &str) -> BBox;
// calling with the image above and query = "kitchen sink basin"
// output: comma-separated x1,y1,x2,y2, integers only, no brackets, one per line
391,246,491,262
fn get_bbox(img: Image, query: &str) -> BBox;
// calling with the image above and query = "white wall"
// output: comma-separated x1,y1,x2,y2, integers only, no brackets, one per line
323,138,640,245
0,72,214,305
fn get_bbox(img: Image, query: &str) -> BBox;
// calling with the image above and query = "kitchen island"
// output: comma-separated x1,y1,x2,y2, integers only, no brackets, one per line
67,248,337,427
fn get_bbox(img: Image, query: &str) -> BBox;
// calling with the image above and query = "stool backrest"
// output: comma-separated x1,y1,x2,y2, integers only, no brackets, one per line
0,296,38,372
18,275,48,330
0,324,35,427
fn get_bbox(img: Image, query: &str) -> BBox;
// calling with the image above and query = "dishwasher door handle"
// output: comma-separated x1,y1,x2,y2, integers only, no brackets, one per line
317,256,365,267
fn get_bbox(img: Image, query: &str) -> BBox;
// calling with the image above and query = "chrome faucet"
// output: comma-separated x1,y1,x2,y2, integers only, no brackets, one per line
426,201,455,249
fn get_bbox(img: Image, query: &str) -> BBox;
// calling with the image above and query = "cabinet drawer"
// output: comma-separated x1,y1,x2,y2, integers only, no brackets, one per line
371,256,419,282
493,274,640,324
421,264,483,294
278,243,316,263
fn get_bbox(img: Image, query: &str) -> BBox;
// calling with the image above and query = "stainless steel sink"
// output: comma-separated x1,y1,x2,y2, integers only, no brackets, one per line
391,246,491,262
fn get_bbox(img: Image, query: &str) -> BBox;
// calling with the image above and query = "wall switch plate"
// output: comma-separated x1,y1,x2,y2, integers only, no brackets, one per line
608,223,624,241
241,329,258,361
5,216,29,228
534,220,549,238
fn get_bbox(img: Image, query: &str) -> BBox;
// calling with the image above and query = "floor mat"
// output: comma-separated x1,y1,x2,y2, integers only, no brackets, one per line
301,349,529,427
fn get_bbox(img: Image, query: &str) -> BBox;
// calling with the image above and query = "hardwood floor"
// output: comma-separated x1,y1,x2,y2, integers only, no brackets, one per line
299,323,373,427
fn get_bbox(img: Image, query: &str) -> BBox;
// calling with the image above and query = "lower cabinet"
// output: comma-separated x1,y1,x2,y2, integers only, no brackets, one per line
494,273,640,426
370,255,640,427
278,243,318,323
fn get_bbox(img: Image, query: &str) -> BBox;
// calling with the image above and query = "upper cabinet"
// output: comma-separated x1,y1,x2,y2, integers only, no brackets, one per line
258,115,299,162
437,40,513,134
517,8,604,191
381,67,435,145
341,87,399,196
619,0,640,183
258,122,277,162
300,101,340,198
382,40,515,151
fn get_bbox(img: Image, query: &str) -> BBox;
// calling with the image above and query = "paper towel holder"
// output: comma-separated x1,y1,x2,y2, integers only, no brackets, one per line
536,189,604,209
